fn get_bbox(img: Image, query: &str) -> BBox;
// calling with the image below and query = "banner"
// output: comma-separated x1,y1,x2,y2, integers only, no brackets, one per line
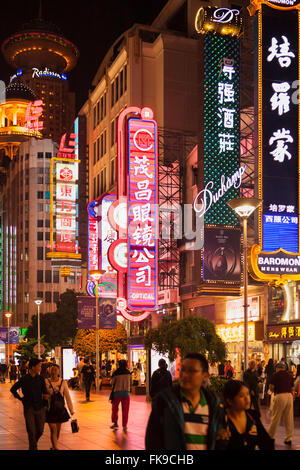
77,296,96,329
99,298,117,329
0,327,20,344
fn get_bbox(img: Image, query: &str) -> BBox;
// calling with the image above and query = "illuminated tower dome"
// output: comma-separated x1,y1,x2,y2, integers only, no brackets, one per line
2,16,79,143
0,81,42,160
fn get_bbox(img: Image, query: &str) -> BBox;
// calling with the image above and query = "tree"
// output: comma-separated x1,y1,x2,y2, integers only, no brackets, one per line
145,316,226,363
15,336,51,361
25,290,78,348
73,321,128,359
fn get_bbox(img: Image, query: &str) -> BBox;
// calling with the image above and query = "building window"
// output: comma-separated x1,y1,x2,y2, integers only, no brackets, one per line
45,292,51,303
37,191,43,199
120,69,124,96
53,292,60,303
45,219,50,228
116,76,119,102
37,247,43,260
93,141,96,165
97,173,100,198
53,271,59,283
24,292,29,303
37,220,43,227
97,101,100,125
37,291,43,298
37,270,43,283
45,270,51,283
37,152,43,159
37,232,43,241
45,152,52,159
97,137,100,161
93,106,96,129
93,177,96,200
111,81,114,107
111,120,114,146
37,177,43,184
38,203,43,212
124,65,127,91
100,133,104,158
111,158,116,186
45,232,50,241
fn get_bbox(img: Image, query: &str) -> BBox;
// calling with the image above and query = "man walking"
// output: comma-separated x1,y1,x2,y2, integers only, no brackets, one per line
10,358,49,450
145,353,225,450
268,362,295,446
243,359,260,417
150,358,172,400
81,358,95,402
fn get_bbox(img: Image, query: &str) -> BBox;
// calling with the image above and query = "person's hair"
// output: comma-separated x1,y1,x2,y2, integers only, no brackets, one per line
276,362,286,370
28,358,42,369
184,353,209,373
118,360,128,369
249,359,256,369
49,364,60,375
223,379,248,405
267,358,273,366
158,359,167,369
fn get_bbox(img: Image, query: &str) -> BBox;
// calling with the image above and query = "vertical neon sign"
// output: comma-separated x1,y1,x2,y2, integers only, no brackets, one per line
127,119,158,310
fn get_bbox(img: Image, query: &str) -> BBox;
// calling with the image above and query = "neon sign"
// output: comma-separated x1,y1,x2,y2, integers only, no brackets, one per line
32,67,67,80
212,8,240,23
127,118,158,310
24,100,43,131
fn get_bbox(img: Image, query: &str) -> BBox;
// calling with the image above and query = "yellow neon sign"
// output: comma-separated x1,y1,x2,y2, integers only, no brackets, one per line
248,0,300,15
216,322,256,343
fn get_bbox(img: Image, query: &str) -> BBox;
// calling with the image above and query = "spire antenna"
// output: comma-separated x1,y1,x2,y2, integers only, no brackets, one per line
38,0,43,19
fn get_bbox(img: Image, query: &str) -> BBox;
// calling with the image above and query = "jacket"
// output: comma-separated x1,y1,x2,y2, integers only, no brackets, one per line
145,384,225,450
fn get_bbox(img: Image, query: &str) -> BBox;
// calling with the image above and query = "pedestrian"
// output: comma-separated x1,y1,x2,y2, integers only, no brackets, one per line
218,361,225,377
10,358,50,450
110,359,131,431
294,364,300,417
145,352,226,450
280,357,289,371
9,360,18,384
106,360,112,376
265,358,275,395
0,362,7,383
81,358,95,402
150,359,172,401
110,360,116,376
77,357,85,390
45,364,75,450
268,362,295,446
217,379,274,450
243,359,260,417
40,360,50,379
225,360,234,379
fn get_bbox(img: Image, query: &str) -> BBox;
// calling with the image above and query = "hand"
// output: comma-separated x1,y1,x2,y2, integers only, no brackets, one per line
71,411,75,416
216,428,231,441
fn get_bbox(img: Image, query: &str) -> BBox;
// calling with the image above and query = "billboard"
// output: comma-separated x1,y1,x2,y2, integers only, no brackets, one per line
249,0,300,284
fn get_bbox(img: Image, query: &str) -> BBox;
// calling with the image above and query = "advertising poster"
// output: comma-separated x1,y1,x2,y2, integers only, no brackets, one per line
0,327,20,344
99,298,117,329
203,227,241,282
77,296,96,329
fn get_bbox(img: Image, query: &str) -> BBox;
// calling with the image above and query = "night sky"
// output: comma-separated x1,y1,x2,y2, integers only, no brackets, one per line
0,0,169,112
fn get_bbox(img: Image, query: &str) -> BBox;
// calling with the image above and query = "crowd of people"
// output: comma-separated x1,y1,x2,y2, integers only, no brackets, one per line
3,353,300,450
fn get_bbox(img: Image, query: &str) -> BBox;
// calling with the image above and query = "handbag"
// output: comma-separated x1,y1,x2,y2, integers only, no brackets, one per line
71,419,79,433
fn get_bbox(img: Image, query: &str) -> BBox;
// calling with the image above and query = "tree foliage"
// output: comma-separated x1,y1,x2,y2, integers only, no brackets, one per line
73,321,128,358
15,336,51,361
25,290,78,348
145,316,226,363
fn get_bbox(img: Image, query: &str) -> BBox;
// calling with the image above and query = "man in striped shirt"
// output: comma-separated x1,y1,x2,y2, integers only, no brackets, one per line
146,353,225,450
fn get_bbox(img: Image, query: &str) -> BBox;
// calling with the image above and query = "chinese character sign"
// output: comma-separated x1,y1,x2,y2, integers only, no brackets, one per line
127,118,158,310
203,34,240,225
24,100,43,132
258,5,299,253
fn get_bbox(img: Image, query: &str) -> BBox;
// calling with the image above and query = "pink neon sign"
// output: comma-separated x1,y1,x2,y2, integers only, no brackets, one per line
127,118,158,310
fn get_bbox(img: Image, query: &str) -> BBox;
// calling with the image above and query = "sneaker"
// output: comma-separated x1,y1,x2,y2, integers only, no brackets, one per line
110,423,118,429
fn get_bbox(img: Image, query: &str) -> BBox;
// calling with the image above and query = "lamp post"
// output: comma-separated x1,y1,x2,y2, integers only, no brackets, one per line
89,269,105,392
227,197,262,371
34,299,43,359
5,312,13,365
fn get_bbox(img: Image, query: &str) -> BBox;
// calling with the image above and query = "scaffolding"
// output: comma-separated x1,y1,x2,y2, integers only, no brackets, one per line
158,127,197,290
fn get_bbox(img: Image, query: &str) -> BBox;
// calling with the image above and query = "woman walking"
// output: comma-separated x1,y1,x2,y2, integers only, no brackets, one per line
46,364,74,450
217,379,274,450
110,360,131,432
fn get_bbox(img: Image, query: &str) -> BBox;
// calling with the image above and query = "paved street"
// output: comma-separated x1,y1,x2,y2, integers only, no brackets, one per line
0,382,299,451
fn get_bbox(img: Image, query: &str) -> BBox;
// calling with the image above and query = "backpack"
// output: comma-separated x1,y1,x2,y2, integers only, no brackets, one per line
48,379,65,411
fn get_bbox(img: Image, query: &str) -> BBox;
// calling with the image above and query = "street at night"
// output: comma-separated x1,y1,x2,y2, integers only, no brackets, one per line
1,0,300,455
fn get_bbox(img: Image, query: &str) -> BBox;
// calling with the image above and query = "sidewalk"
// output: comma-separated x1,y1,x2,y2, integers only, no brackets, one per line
0,382,299,450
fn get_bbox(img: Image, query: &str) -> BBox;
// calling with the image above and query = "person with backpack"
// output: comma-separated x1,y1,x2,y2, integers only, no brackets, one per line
45,364,74,450
10,358,50,450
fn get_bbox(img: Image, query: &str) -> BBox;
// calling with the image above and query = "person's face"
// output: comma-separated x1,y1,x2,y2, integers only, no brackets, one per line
227,386,251,412
31,362,42,375
179,358,208,393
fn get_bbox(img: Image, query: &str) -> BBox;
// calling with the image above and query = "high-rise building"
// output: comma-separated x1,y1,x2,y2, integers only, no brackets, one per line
2,16,79,144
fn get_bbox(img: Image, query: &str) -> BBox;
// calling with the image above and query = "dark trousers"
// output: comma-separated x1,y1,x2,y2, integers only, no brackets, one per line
84,380,92,400
251,394,261,417
24,407,46,450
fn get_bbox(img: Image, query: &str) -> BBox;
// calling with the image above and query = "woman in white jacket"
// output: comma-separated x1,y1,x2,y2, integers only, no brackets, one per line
46,364,75,450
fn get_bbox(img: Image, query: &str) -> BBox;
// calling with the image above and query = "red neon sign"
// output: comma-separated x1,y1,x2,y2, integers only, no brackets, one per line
127,118,158,310
25,100,43,131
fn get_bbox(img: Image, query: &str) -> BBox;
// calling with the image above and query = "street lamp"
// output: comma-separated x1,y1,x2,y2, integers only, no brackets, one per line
88,269,105,392
5,312,13,366
34,299,43,359
227,197,262,371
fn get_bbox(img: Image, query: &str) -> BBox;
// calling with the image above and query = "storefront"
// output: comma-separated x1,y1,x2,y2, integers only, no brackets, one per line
216,320,264,376
266,322,300,365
